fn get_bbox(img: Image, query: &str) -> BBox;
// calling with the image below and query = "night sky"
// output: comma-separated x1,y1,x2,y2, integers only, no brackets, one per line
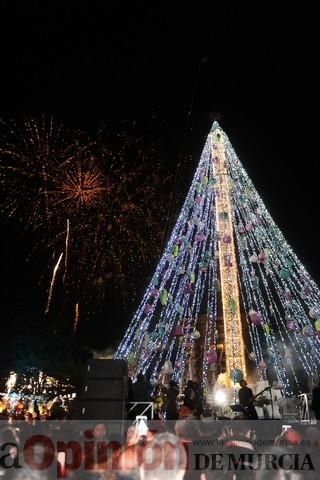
0,2,318,353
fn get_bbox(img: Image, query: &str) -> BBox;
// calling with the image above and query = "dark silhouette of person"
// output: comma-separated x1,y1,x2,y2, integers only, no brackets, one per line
311,382,320,419
238,379,258,420
183,380,203,418
49,398,66,420
131,373,152,402
127,376,133,402
164,380,179,420
129,372,152,419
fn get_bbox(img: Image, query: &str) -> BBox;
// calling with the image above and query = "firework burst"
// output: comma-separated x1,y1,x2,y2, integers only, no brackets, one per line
0,117,172,320
53,154,107,210
0,116,84,230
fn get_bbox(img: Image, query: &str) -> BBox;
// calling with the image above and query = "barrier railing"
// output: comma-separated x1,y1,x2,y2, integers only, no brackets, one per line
127,402,154,419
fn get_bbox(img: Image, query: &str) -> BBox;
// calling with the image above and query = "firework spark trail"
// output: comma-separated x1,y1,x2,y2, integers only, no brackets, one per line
63,219,70,284
45,252,63,314
73,303,79,335
42,164,51,223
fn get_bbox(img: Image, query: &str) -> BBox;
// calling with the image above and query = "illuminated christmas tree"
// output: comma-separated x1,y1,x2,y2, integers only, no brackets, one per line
115,122,320,396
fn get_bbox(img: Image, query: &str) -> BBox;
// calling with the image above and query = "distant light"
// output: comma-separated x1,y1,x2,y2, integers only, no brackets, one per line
6,372,17,394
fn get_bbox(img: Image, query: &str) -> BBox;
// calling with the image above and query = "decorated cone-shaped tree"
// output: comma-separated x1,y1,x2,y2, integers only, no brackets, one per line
115,122,320,396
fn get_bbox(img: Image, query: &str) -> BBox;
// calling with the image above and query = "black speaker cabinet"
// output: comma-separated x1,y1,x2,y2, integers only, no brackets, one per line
74,400,126,420
81,378,127,400
85,359,128,379
73,359,128,420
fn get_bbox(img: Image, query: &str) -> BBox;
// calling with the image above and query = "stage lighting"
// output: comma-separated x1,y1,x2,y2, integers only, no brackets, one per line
214,389,227,406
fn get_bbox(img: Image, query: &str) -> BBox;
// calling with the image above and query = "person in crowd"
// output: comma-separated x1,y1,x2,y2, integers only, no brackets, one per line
93,422,108,441
114,443,144,480
183,381,202,418
305,425,320,446
0,396,10,419
139,432,187,480
215,420,257,478
220,420,256,450
82,423,114,472
164,380,179,420
32,410,40,421
13,398,25,420
175,419,200,443
178,404,194,419
152,384,166,420
238,378,258,420
125,424,141,447
129,372,153,420
24,411,32,423
132,373,152,402
255,444,319,480
274,426,302,446
311,381,320,420
127,376,134,402
174,421,204,480
49,397,66,419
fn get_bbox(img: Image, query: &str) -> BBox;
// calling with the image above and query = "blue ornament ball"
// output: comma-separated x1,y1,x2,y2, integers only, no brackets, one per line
230,368,243,383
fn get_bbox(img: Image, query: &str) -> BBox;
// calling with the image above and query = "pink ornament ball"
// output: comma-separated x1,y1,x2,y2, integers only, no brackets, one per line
249,310,262,325
175,325,183,336
206,350,218,364
286,320,295,331
223,234,232,244
144,304,153,314
195,232,206,242
258,360,266,369
184,282,193,294
302,285,311,297
284,289,291,301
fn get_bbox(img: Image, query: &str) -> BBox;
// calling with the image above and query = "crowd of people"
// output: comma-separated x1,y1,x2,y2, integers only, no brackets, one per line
2,376,320,478
0,394,73,421
1,410,320,479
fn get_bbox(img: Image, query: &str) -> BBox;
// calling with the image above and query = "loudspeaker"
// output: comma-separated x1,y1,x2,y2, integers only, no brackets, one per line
74,359,128,420
85,359,128,379
81,379,126,400
74,400,126,420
